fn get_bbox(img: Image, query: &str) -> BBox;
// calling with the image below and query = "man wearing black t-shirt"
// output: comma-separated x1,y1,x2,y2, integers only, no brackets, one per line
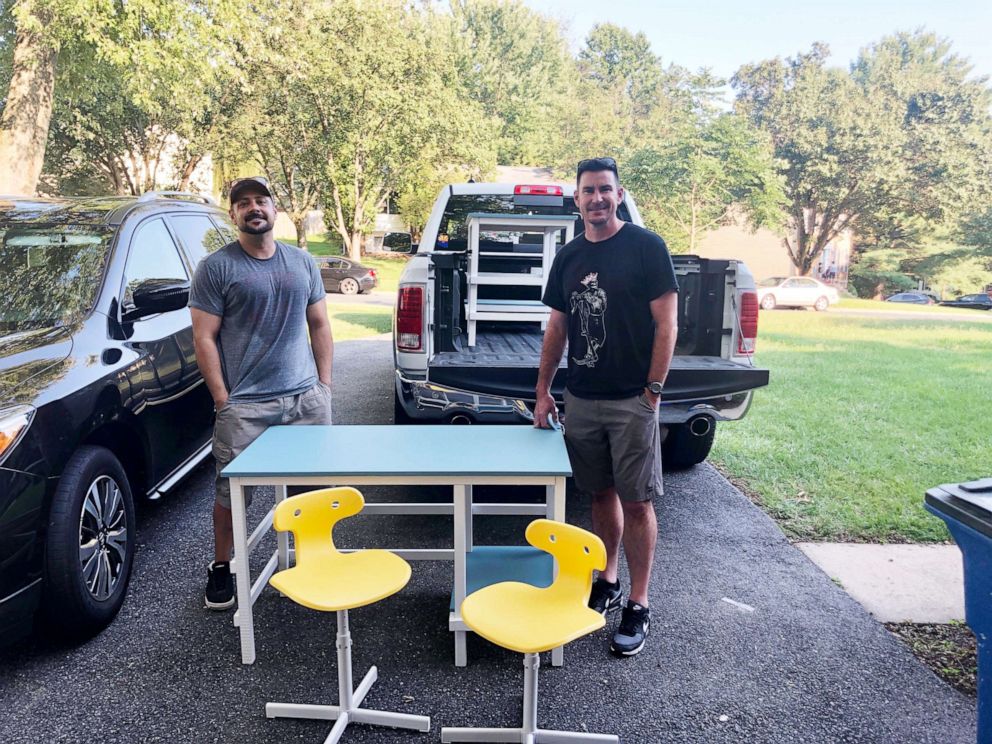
535,157,679,657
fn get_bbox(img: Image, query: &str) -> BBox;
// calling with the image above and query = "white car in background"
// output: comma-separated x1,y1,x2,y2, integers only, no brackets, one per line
757,276,840,311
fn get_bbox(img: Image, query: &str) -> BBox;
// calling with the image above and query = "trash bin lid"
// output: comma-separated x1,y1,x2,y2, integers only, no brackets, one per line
925,478,992,538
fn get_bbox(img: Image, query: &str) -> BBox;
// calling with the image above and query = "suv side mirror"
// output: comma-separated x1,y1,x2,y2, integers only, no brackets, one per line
122,279,190,322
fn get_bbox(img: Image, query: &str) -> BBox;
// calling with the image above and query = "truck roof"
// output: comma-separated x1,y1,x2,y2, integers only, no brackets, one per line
444,182,640,221
448,182,574,196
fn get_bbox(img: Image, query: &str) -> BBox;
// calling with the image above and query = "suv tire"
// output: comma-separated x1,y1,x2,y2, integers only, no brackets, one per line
41,445,136,638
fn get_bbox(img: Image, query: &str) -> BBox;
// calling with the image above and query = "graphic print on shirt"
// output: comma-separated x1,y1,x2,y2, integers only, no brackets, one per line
569,272,607,367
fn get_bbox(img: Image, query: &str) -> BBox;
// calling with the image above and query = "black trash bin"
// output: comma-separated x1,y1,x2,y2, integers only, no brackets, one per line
925,477,992,743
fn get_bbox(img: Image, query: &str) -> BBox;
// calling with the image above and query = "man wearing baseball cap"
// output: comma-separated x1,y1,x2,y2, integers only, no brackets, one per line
189,177,334,610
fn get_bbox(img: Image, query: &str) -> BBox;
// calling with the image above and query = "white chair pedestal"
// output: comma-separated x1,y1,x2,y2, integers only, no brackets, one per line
266,609,431,743
440,653,618,744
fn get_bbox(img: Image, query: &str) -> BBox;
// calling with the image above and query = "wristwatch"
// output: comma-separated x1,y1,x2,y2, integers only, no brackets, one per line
646,381,664,395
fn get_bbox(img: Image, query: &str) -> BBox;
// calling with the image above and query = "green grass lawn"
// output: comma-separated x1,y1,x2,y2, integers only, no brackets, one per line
327,302,392,341
712,309,991,543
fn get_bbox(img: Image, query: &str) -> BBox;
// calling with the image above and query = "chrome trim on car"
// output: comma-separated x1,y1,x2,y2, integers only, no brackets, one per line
0,577,42,606
148,439,212,500
395,371,754,425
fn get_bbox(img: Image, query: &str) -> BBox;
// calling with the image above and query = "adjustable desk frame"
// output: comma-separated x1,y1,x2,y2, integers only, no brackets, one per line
465,213,577,347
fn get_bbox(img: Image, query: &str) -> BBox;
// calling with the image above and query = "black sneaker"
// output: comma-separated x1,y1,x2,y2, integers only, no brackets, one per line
610,601,650,657
588,577,623,616
205,561,234,610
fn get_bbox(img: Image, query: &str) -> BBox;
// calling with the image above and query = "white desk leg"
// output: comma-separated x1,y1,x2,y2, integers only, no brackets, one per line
465,484,473,552
274,484,289,570
550,476,566,667
230,477,256,665
453,484,468,667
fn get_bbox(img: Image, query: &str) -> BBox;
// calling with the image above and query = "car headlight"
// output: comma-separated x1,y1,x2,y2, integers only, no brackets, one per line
0,405,35,461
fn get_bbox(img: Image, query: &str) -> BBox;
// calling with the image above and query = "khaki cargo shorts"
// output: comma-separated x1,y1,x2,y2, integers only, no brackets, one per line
562,388,663,502
212,381,333,509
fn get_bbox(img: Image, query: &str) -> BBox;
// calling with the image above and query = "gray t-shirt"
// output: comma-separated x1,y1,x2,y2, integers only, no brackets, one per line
188,241,325,402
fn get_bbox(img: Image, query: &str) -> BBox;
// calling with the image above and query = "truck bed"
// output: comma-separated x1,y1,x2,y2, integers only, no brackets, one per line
431,327,550,368
429,328,767,403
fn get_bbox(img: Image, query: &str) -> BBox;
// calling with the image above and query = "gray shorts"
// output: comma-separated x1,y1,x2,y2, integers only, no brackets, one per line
212,382,333,509
562,389,663,502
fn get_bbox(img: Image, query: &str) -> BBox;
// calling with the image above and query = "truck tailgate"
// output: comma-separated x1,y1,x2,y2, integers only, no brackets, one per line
430,334,768,402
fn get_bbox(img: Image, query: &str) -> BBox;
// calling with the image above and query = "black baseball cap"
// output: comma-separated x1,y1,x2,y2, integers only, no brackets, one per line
229,177,272,205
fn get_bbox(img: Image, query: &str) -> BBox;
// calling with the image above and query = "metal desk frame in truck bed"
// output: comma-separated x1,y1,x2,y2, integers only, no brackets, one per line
465,213,577,346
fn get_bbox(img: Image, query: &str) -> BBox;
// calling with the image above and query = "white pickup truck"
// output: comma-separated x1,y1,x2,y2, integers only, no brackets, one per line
391,181,769,468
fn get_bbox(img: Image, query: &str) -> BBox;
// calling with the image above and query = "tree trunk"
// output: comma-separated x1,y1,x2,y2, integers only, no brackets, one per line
294,216,309,252
0,27,57,195
349,230,363,262
177,155,203,192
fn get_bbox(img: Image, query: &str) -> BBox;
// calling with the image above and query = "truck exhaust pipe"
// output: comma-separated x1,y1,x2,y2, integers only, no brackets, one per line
449,413,473,425
688,415,713,437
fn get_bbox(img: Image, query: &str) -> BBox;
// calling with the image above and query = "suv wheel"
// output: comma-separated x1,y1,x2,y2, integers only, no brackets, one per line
42,445,136,638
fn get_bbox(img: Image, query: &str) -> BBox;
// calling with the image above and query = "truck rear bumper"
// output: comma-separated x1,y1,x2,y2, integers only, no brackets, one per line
395,371,756,425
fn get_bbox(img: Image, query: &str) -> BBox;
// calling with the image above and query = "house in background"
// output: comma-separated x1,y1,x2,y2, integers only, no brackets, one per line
693,217,852,290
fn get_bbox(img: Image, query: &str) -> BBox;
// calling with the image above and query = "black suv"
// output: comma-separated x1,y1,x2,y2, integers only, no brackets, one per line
0,193,235,642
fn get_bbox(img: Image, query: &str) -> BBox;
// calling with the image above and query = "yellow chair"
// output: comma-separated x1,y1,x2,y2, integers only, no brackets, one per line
441,519,618,743
265,487,430,742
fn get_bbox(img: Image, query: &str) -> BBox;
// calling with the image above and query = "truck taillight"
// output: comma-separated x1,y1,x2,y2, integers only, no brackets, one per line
738,290,758,355
396,285,424,351
513,184,563,196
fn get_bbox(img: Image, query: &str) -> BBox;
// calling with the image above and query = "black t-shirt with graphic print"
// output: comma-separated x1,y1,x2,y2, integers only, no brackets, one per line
542,223,679,400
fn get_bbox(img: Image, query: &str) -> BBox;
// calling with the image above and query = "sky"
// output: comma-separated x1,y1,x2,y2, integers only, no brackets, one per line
523,0,992,85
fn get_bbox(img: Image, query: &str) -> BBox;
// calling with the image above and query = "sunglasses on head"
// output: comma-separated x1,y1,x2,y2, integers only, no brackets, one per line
576,157,618,178
230,176,270,190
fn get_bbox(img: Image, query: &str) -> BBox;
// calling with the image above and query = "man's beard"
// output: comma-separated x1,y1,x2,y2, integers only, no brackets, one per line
240,214,273,235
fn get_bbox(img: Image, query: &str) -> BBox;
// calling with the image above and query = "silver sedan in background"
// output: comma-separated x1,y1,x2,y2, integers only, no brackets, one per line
757,276,840,311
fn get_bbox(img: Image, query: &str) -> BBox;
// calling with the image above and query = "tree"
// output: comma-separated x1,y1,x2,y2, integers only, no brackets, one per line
268,0,492,260
449,0,573,165
852,32,992,233
0,0,245,196
733,34,992,275
0,0,57,194
220,39,325,251
557,23,692,169
625,112,785,253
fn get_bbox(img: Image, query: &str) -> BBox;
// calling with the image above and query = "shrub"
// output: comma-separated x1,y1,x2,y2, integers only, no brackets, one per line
849,270,915,300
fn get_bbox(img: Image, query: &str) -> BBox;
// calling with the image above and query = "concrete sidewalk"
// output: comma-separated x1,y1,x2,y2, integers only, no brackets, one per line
797,543,965,623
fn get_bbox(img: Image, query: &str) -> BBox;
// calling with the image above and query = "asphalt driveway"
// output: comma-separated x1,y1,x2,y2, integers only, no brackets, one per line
0,338,976,743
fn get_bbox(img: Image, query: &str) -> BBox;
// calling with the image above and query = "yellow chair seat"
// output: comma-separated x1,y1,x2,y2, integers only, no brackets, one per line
270,549,411,612
461,580,605,654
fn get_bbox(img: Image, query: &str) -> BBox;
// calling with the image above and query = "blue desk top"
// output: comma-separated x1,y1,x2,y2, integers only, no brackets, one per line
221,425,572,478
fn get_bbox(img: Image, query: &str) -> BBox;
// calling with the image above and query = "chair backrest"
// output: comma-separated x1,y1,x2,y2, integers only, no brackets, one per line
525,519,606,605
272,487,364,567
